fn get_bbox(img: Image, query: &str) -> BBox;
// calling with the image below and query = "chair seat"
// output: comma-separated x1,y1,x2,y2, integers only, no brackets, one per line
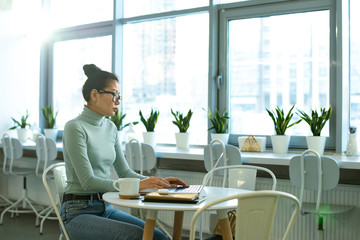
301,202,355,215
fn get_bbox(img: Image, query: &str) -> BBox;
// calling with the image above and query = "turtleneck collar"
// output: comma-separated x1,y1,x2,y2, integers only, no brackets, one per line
79,106,105,126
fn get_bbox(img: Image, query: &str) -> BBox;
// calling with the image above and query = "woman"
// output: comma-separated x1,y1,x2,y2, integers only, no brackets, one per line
61,64,188,240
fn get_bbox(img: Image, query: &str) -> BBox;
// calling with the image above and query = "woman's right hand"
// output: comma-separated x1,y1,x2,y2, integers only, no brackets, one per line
139,176,171,190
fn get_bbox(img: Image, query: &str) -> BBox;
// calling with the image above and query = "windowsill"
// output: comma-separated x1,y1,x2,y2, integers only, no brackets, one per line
4,140,360,170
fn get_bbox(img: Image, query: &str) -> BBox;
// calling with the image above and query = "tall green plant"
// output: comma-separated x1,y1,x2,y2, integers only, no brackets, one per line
266,105,301,135
9,109,31,129
171,109,193,133
204,108,229,134
296,106,332,136
109,110,138,131
42,106,58,129
139,109,159,132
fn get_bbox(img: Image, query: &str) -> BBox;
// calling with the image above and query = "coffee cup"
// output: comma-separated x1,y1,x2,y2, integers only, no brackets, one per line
113,178,140,199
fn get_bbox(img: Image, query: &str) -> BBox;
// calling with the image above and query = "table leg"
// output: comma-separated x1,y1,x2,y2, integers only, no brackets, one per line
173,211,184,240
217,209,233,240
143,210,158,240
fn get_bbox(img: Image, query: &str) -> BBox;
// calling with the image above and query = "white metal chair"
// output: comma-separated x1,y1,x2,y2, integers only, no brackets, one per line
0,134,39,224
125,139,156,175
42,162,70,240
0,141,13,208
289,149,355,240
190,190,300,240
199,164,277,238
35,134,59,234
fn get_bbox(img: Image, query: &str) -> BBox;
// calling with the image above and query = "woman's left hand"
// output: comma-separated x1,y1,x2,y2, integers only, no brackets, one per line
164,177,189,188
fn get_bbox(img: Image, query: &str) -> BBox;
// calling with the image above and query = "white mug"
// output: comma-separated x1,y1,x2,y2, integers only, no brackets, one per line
113,178,140,198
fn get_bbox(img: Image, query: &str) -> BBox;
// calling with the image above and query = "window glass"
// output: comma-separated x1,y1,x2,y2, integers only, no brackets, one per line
124,0,208,18
49,0,113,29
123,13,209,145
53,36,112,128
350,0,360,128
0,0,41,136
228,10,330,136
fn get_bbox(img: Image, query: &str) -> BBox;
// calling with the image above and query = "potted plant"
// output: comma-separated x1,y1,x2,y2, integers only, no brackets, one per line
109,110,138,143
296,106,332,155
204,108,230,144
9,109,31,142
171,108,193,149
42,106,59,141
346,126,358,156
139,109,159,147
266,105,301,154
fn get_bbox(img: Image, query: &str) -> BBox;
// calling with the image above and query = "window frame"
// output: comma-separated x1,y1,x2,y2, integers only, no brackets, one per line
39,0,350,153
217,0,348,152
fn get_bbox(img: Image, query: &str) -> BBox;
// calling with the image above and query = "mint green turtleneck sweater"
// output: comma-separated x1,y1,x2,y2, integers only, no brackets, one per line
63,106,146,194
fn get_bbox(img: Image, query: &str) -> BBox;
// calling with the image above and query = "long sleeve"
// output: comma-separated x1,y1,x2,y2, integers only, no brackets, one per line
63,106,145,194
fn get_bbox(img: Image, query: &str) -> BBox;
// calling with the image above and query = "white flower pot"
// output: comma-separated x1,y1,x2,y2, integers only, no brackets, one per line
306,136,326,155
175,132,190,149
211,133,229,144
16,128,29,143
271,135,291,154
44,128,58,142
143,132,156,148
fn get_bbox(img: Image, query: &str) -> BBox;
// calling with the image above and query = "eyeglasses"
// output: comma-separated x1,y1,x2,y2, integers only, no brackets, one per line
97,90,122,102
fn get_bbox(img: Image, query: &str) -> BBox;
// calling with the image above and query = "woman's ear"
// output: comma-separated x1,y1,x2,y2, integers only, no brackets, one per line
90,89,98,103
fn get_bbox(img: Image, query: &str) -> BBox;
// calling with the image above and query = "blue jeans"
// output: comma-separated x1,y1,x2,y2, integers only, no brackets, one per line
61,199,167,240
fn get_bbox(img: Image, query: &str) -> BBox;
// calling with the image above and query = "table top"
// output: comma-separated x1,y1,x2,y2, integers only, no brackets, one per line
103,186,250,211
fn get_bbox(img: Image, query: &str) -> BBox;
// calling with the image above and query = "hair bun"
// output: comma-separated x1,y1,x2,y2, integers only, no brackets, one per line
83,64,102,77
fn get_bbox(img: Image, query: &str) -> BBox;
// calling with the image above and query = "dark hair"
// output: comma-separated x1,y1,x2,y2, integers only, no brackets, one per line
82,64,119,102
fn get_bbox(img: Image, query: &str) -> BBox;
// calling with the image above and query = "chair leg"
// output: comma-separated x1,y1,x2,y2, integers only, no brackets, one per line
317,215,324,240
0,194,13,206
0,176,40,225
39,205,57,234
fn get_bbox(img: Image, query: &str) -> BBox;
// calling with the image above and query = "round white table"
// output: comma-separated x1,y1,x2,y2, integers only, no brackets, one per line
103,186,250,240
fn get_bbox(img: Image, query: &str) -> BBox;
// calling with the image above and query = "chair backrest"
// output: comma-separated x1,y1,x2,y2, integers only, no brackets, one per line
42,162,69,240
2,134,23,175
204,139,241,187
289,149,340,214
202,164,277,190
204,139,242,171
190,190,300,240
125,139,156,174
35,134,58,177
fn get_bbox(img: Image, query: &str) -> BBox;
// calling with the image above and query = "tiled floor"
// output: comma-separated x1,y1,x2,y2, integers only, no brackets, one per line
0,211,60,240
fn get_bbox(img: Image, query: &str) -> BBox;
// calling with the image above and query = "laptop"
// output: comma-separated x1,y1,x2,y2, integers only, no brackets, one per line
139,184,204,195
140,152,225,196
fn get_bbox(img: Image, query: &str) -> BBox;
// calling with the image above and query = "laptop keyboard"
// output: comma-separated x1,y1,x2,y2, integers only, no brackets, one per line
175,185,203,193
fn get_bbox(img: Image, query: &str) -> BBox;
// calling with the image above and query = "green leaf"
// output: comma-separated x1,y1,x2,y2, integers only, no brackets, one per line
266,105,301,135
171,108,193,132
139,109,159,132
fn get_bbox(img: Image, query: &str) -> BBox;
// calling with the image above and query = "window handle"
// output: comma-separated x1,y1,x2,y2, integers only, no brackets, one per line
216,75,222,89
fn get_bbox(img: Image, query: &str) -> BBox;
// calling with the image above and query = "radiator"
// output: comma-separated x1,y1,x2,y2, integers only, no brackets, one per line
154,169,360,240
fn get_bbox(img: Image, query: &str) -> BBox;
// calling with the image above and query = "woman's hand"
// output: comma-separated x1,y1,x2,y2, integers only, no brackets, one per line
139,176,189,190
139,176,171,190
163,177,189,188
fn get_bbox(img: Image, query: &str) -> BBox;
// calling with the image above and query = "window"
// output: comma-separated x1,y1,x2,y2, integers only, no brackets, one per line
124,0,208,18
49,0,113,29
123,13,209,145
53,36,112,128
221,9,330,140
350,0,360,128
